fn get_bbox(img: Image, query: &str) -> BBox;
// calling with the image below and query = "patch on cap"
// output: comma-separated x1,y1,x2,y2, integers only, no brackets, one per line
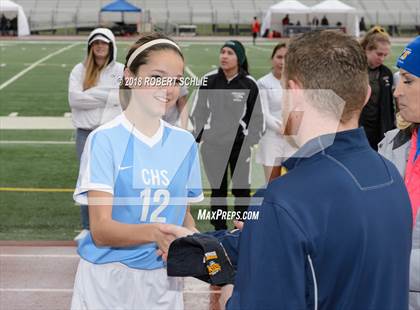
207,261,221,276
205,251,218,261
399,48,411,61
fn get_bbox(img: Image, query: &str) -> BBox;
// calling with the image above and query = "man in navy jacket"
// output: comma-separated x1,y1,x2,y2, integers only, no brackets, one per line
160,30,412,310
222,30,413,309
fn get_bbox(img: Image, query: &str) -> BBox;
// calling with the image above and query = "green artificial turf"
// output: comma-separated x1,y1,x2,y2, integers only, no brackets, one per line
0,40,407,239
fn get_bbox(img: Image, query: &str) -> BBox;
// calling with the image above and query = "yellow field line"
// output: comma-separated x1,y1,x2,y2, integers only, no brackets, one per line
0,187,214,194
0,187,74,192
0,187,256,195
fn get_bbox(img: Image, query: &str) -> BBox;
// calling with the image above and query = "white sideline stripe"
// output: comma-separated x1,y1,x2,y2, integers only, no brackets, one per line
0,288,73,293
0,116,73,129
0,140,74,145
64,112,72,117
0,41,408,46
0,41,132,45
185,66,198,79
0,254,79,258
8,112,18,116
0,41,86,45
0,42,79,91
22,63,70,67
0,288,221,294
250,45,272,52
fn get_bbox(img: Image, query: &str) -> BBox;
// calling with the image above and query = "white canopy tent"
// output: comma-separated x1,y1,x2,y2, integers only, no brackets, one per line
311,0,359,36
0,0,30,36
261,0,311,36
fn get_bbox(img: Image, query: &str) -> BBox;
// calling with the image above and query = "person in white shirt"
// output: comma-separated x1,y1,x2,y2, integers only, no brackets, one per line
256,43,292,182
68,28,124,239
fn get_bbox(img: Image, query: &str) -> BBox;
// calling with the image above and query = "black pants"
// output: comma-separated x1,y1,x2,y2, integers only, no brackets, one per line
201,142,251,230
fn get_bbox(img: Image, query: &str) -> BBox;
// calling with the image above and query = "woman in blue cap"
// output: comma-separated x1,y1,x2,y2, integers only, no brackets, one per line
378,36,420,309
191,40,264,230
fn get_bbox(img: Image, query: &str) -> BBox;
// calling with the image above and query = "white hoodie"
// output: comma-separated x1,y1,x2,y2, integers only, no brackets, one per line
68,28,124,130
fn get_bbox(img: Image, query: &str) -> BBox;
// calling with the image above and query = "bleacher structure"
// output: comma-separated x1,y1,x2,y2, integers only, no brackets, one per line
13,0,420,32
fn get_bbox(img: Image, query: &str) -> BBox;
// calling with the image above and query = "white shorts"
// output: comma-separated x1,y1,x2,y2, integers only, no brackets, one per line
71,259,184,310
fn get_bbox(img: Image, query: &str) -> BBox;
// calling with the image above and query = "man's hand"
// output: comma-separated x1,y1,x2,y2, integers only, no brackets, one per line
159,223,195,238
233,220,244,230
219,284,234,310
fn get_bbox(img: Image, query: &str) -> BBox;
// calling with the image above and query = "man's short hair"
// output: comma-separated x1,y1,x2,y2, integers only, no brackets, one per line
284,30,368,122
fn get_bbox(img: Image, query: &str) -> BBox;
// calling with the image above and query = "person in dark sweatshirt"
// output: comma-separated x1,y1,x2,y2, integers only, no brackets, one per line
359,27,395,150
216,30,411,309
191,40,264,230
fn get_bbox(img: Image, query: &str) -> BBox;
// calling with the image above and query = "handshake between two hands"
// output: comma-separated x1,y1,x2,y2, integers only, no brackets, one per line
155,221,243,310
154,220,244,261
155,224,195,261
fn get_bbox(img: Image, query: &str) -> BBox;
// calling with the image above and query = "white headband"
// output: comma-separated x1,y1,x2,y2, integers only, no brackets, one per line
126,39,181,68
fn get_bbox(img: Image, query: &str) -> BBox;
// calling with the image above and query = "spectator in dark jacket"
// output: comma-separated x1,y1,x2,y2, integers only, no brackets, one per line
359,17,367,33
359,26,395,150
191,40,264,230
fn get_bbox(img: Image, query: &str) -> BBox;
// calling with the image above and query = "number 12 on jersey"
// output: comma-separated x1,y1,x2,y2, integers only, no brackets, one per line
139,188,170,223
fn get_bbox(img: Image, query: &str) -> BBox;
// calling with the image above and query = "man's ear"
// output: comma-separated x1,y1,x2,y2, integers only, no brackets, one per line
363,85,372,108
287,79,304,110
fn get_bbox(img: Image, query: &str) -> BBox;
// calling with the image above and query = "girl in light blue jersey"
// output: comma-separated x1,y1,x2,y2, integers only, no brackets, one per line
71,33,203,310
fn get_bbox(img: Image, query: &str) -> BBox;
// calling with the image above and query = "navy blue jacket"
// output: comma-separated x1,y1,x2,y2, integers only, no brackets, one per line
227,128,412,310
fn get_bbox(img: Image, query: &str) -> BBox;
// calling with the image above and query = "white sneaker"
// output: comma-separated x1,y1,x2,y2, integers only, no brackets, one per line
74,229,89,241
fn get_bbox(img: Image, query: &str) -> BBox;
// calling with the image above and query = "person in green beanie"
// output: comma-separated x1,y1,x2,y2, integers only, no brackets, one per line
191,40,264,230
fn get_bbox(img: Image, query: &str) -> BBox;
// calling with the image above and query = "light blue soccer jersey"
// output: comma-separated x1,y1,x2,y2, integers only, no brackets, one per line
74,114,203,269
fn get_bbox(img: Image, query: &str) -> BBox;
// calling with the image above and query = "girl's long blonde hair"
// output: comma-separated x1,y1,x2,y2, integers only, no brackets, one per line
83,48,109,90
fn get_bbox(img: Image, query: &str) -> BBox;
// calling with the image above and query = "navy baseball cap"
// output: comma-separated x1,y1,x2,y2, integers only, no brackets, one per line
166,233,235,286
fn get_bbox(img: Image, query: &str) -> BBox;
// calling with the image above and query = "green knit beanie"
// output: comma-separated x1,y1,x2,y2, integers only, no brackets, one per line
222,40,246,65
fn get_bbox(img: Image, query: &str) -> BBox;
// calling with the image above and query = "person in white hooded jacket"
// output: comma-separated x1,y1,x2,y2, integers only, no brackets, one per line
68,28,124,240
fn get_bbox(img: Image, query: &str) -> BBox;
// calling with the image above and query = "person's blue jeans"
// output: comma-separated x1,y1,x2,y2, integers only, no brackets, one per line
76,128,92,230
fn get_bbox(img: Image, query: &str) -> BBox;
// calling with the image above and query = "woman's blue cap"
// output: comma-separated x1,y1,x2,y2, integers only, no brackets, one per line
396,36,420,78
